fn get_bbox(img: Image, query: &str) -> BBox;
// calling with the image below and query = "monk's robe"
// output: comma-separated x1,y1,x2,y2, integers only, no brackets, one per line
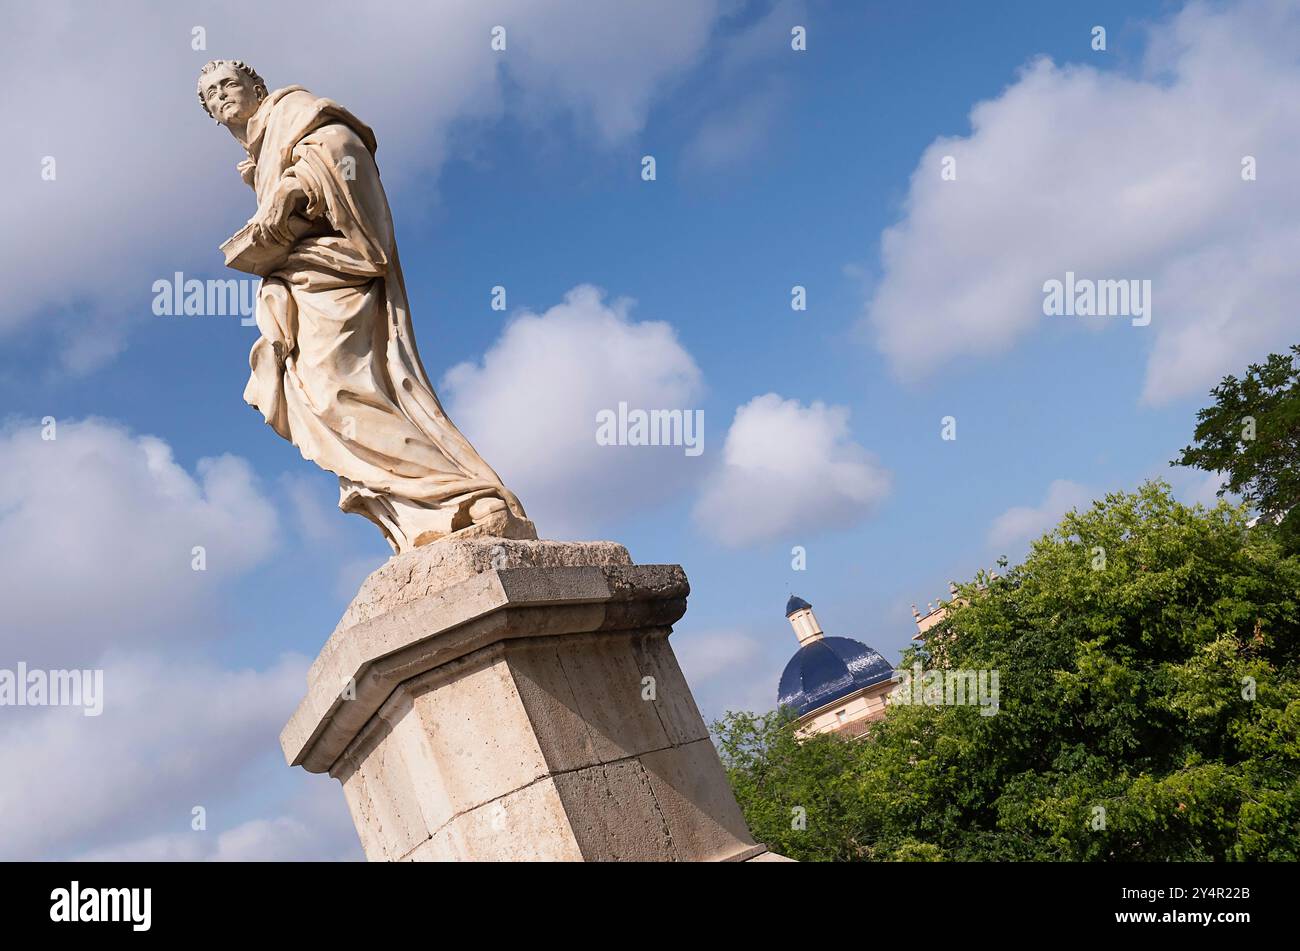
238,85,532,552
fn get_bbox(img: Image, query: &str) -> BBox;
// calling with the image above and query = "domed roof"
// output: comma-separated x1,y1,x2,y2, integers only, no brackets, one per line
785,595,813,616
778,636,895,717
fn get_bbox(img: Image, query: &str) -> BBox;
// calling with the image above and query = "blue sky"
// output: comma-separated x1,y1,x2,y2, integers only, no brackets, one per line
3,0,1295,859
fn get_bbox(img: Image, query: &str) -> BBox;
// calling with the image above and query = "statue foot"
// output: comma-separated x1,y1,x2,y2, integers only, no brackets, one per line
403,496,537,548
451,498,537,542
343,482,538,552
468,497,507,522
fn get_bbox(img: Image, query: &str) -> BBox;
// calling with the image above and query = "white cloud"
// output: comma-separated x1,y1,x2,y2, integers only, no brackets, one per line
673,626,778,721
863,0,1300,405
442,284,705,537
693,393,890,548
675,627,762,684
4,1,729,373
0,418,278,664
0,652,355,860
988,479,1093,549
497,1,725,145
74,782,360,862
0,417,363,861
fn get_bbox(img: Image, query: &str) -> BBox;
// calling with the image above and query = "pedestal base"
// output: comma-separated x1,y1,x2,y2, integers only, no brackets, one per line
282,539,776,862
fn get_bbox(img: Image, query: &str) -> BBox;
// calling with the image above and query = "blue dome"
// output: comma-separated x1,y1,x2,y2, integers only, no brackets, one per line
785,595,813,617
778,636,895,717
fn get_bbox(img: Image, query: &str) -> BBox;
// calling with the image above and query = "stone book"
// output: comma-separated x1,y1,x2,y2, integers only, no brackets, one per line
220,213,313,276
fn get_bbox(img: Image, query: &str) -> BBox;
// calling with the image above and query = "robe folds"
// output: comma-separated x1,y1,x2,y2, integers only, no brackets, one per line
238,86,530,551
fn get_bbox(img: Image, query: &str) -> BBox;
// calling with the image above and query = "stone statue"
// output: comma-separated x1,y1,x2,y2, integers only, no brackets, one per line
199,60,535,552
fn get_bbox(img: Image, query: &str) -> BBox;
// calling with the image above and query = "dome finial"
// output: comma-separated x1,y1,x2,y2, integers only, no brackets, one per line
785,595,822,645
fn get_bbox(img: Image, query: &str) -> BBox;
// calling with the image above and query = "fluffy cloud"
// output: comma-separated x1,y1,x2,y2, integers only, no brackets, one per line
0,417,361,861
4,0,729,372
988,479,1093,550
0,652,360,860
0,418,278,664
864,0,1300,404
442,284,704,537
693,394,890,547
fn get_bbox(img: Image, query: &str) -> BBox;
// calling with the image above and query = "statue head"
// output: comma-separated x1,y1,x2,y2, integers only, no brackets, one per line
197,60,267,127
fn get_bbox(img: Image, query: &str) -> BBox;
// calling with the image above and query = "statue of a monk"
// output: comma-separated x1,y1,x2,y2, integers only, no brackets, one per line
199,60,535,552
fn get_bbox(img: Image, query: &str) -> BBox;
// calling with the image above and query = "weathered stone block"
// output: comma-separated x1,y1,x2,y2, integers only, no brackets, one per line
283,539,777,862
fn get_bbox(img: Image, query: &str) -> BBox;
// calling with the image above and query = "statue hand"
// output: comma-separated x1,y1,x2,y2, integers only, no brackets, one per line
237,158,257,187
252,177,305,246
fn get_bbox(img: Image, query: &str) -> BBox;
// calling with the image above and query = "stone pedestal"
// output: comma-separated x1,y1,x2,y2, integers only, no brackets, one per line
281,539,777,862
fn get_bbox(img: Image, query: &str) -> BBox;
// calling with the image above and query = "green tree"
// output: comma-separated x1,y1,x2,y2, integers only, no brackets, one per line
1175,344,1300,550
711,708,870,860
713,483,1300,861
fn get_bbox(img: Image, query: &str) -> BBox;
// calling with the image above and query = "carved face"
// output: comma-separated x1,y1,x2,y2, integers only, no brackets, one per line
201,63,262,126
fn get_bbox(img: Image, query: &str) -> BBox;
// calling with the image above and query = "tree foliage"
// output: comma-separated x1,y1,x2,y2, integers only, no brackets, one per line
713,483,1300,861
1175,344,1300,550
